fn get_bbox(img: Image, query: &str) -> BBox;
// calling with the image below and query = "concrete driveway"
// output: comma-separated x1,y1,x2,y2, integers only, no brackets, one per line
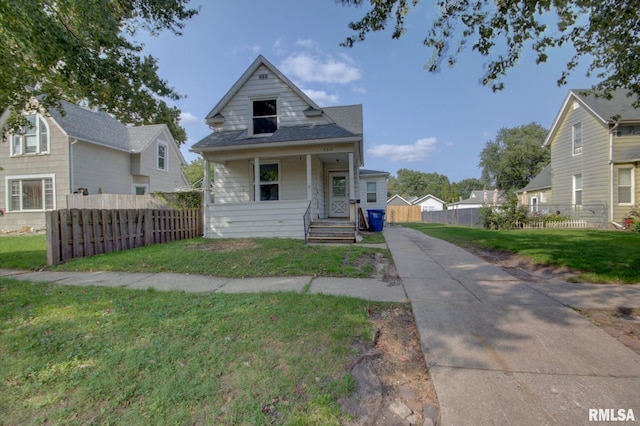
383,225,640,425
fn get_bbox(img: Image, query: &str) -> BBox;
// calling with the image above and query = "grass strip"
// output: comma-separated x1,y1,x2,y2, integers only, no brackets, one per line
0,278,393,425
401,223,640,283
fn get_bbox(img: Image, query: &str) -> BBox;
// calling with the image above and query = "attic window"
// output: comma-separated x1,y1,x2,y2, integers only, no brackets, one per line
258,73,268,80
252,99,277,135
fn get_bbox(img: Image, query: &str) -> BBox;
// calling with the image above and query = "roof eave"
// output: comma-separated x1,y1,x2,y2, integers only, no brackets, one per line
190,135,362,154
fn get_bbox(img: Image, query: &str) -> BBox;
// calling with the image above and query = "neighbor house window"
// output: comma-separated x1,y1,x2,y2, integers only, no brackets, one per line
6,175,55,211
252,162,279,201
618,168,633,205
11,114,49,156
133,185,148,195
252,99,277,135
366,182,377,203
573,174,582,206
157,141,167,171
572,123,582,155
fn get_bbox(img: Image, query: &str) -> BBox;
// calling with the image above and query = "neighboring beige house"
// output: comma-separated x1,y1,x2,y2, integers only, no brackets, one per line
190,55,388,239
533,89,640,226
517,164,552,213
0,101,188,232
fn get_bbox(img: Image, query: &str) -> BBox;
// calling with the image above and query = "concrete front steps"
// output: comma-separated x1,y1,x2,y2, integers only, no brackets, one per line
307,221,356,243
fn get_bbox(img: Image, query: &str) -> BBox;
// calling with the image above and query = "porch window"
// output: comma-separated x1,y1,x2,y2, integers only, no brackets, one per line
573,174,582,206
11,114,49,156
7,175,55,211
366,182,377,203
157,141,167,171
252,162,279,201
572,123,582,155
618,168,633,205
252,99,277,135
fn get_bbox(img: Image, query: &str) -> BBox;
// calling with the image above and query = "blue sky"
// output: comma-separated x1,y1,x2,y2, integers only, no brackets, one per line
139,1,597,183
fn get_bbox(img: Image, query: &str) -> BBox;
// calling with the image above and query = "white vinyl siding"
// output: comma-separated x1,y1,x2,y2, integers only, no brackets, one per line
359,175,388,213
214,65,331,132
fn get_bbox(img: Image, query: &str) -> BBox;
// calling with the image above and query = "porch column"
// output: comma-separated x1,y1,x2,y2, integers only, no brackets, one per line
348,152,355,221
306,154,312,201
254,157,260,202
203,159,211,206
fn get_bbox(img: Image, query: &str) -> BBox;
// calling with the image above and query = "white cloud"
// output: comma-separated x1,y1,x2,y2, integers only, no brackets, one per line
302,88,339,105
295,38,318,49
280,53,361,84
179,112,200,125
231,44,261,56
367,138,438,162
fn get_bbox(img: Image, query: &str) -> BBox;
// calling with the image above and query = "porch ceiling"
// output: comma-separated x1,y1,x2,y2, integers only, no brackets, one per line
318,152,350,164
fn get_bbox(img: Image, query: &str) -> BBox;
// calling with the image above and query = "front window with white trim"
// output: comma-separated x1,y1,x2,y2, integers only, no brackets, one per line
572,123,582,155
251,162,280,201
157,141,168,171
366,182,377,203
6,175,55,211
573,174,582,206
252,98,277,135
11,114,50,156
618,167,634,205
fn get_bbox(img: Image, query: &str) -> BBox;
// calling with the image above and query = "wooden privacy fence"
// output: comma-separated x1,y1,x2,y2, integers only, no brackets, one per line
387,205,422,223
46,209,202,265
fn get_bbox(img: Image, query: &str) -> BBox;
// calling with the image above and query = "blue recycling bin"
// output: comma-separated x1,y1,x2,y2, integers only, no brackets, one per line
367,209,385,232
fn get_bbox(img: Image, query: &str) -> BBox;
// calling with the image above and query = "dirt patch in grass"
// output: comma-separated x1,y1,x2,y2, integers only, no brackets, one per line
185,239,258,252
352,251,402,286
342,306,439,425
573,307,640,356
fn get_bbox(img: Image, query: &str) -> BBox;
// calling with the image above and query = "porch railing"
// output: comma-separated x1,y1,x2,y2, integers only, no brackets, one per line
303,201,312,243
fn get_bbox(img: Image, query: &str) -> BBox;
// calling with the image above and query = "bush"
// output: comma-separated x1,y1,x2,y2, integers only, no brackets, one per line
479,193,529,230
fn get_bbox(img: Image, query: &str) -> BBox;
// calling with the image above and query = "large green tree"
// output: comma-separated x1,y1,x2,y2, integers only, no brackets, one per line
339,0,640,106
455,177,485,199
388,169,450,199
478,122,549,190
0,0,198,144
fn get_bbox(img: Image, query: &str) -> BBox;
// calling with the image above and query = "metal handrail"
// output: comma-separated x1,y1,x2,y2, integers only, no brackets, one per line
303,201,312,243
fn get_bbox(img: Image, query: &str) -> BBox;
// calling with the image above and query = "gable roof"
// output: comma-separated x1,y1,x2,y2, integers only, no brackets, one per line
413,194,446,205
544,89,640,146
449,190,505,206
518,164,551,193
386,194,411,205
46,102,182,164
49,101,130,151
205,55,321,122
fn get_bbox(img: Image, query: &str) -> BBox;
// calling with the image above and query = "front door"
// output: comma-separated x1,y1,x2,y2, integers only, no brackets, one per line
329,172,349,217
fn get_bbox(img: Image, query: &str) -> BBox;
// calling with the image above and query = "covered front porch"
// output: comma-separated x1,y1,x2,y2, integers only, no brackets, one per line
201,147,361,239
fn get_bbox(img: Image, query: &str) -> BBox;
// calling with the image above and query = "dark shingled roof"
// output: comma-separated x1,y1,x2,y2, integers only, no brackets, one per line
520,164,551,192
572,89,640,123
192,123,359,151
48,101,130,151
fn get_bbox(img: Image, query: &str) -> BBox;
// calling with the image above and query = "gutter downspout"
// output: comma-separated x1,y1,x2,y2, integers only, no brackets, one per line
609,123,624,228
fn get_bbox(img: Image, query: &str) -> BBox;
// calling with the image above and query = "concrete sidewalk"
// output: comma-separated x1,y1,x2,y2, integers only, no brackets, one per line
0,269,408,303
383,225,640,425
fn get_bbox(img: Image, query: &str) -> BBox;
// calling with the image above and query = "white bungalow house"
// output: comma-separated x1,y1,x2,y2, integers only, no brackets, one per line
413,194,446,212
190,55,388,240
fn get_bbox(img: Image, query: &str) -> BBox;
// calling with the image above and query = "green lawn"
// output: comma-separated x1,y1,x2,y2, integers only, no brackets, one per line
401,223,640,283
0,235,389,278
0,278,392,424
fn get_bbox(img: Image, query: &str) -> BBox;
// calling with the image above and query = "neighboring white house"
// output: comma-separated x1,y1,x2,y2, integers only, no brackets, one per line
0,101,188,232
190,55,389,239
448,189,505,210
413,194,446,212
